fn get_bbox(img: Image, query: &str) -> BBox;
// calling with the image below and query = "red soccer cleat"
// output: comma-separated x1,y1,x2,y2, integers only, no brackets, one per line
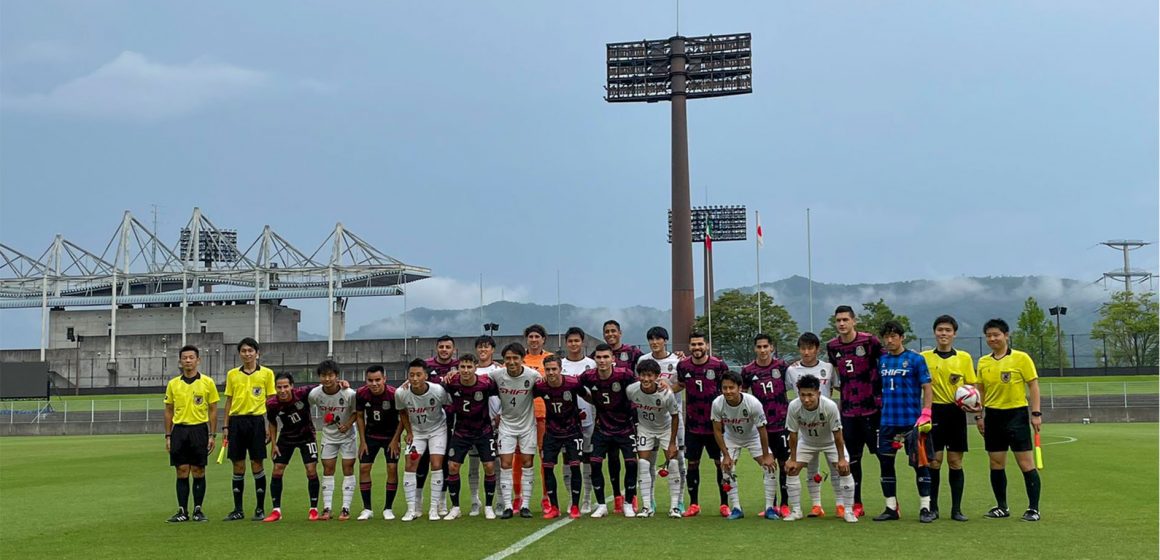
779,504,791,518
683,504,701,517
544,506,559,520
569,505,581,519
808,505,825,518
319,508,332,521
308,508,320,521
836,504,846,518
613,496,624,514
719,504,731,517
542,498,552,512
853,503,865,518
262,510,281,522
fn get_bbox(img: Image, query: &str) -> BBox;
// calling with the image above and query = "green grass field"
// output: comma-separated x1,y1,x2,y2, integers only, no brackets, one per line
1,423,1157,559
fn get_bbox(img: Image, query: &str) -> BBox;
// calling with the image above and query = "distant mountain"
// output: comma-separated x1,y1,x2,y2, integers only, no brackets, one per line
318,275,1112,347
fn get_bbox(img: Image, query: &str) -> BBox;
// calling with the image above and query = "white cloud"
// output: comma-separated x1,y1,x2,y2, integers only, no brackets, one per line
2,51,267,120
403,277,531,310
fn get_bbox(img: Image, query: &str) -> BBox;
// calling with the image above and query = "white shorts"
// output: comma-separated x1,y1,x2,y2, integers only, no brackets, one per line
582,424,594,453
725,434,767,460
497,426,538,455
321,437,357,460
409,430,448,456
635,427,674,453
794,442,844,466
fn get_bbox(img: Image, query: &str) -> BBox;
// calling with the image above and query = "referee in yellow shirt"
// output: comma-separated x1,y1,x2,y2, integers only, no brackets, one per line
222,337,276,521
975,318,1042,522
164,345,220,522
920,315,976,522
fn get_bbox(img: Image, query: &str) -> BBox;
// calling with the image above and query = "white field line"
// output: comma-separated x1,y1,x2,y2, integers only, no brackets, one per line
481,517,574,560
1041,435,1078,446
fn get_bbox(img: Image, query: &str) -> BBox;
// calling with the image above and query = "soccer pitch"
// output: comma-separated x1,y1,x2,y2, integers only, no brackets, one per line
1,424,1156,560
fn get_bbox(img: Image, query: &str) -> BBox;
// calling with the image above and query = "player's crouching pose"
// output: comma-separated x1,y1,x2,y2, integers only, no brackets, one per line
627,359,682,518
263,373,322,522
396,358,453,521
783,374,856,523
711,371,776,520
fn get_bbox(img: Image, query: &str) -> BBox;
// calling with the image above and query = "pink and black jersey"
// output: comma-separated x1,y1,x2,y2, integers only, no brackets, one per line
677,356,729,435
579,367,636,437
533,376,586,438
443,374,500,438
590,344,644,371
356,385,398,441
741,359,790,431
826,332,884,418
425,357,460,385
265,387,315,445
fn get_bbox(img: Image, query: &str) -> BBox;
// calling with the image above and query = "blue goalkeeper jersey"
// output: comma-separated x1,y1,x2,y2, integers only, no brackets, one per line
878,349,931,428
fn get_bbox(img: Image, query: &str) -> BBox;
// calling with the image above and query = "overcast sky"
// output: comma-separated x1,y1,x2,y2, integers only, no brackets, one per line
1,1,1156,348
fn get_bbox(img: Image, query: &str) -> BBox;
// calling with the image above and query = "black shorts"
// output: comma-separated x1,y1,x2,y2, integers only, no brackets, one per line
590,430,635,462
360,438,400,464
984,407,1033,453
684,431,721,463
448,433,496,464
877,425,935,467
765,428,790,462
841,412,880,460
170,424,209,467
542,433,585,467
274,440,319,465
931,403,969,453
227,415,268,461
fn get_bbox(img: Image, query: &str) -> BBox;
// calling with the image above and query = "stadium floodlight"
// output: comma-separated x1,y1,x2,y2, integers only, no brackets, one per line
667,205,748,243
179,228,239,266
606,33,752,351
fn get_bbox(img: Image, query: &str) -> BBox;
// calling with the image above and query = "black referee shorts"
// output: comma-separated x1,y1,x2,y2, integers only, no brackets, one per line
170,424,209,467
227,415,268,461
983,407,1033,453
841,412,880,461
931,403,969,453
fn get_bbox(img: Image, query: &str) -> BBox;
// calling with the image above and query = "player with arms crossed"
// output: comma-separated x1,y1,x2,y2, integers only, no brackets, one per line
627,359,681,518
561,327,598,513
782,374,857,523
442,354,501,520
741,333,791,519
638,326,687,513
262,373,322,522
580,343,640,518
921,315,977,521
221,337,275,522
785,332,837,517
976,318,1042,522
534,355,589,519
826,305,884,517
354,365,402,521
164,345,219,523
711,370,776,520
307,360,358,520
675,332,731,517
396,358,452,521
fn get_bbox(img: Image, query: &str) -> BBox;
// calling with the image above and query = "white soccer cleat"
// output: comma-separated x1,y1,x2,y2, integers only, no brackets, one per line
637,507,653,518
623,503,636,518
469,502,482,517
438,499,449,516
591,504,609,518
783,509,804,522
356,509,374,521
382,509,396,520
401,509,417,522
484,506,497,520
580,501,592,515
669,507,682,518
443,507,461,520
844,510,858,523
428,508,441,521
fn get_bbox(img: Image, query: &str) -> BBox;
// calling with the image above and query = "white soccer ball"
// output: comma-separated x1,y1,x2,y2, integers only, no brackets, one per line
954,385,981,412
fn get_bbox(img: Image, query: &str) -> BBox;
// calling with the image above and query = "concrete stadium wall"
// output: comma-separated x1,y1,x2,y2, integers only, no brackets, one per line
48,304,300,350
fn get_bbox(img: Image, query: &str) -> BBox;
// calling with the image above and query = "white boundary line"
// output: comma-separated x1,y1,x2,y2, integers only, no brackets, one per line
1041,435,1078,446
481,518,574,560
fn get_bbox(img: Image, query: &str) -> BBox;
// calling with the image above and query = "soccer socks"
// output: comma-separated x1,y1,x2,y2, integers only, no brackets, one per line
360,479,373,510
569,464,583,507
500,468,514,509
850,458,864,504
880,458,897,506
385,481,398,510
176,477,190,511
232,474,245,511
448,474,462,507
307,475,320,508
949,468,965,512
929,468,941,511
638,459,653,509
342,476,355,510
668,459,682,508
429,469,444,512
322,475,335,510
786,473,801,511
715,462,728,506
623,458,638,503
686,462,701,505
778,467,788,507
468,455,481,505
512,461,522,504
404,471,419,512
990,469,1008,509
807,469,822,507
192,477,206,507
254,470,266,510
416,452,430,490
484,474,497,506
726,472,741,510
581,463,593,507
590,459,607,504
543,465,559,508
763,469,778,510
837,474,855,509
608,454,622,497
1022,469,1041,510
520,466,534,508
271,475,284,509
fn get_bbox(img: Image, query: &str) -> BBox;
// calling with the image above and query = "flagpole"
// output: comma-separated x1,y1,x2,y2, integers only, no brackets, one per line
706,239,712,353
755,210,762,333
807,207,813,333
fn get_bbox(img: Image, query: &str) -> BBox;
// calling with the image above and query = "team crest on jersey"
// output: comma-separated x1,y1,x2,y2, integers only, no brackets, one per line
429,397,436,406
612,382,621,392
382,401,390,410
949,374,962,385
706,370,716,380
194,395,204,405
902,360,909,368
474,391,483,402
563,392,572,402
773,370,782,379
855,346,866,357
339,398,345,405
742,408,749,417
619,352,628,362
524,380,531,388
655,398,662,406
1000,371,1012,383
667,364,674,372
252,387,262,396
295,401,304,410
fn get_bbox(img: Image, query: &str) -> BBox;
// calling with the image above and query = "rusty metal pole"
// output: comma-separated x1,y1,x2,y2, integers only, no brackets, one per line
670,36,694,353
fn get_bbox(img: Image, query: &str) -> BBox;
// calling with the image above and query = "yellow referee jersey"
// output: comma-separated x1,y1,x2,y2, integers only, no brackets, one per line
977,349,1038,410
921,348,977,405
165,373,220,425
224,366,276,416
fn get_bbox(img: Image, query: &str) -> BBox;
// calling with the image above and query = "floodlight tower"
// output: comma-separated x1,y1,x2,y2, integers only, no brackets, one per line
606,33,752,351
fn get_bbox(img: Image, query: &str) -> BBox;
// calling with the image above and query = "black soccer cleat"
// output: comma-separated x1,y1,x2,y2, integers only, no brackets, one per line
519,507,532,518
223,510,245,521
192,507,208,522
872,507,900,522
252,508,265,521
167,509,189,523
984,506,1010,519
951,510,968,522
930,508,940,520
1021,508,1040,522
500,508,514,519
919,508,936,523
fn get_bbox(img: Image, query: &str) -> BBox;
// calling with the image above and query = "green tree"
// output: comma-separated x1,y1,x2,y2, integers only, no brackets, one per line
1091,291,1159,368
818,299,914,344
694,290,799,363
1011,296,1070,369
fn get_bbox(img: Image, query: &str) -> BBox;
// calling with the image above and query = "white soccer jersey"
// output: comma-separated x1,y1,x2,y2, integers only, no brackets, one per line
487,366,540,433
562,357,596,429
711,393,767,442
640,352,683,405
786,361,835,397
626,382,679,433
477,363,505,420
308,386,357,443
394,382,451,438
785,396,843,448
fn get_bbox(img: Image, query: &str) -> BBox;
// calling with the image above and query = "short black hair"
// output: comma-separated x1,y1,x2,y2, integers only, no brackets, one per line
879,320,906,338
275,372,294,384
501,342,526,357
933,314,959,332
316,359,340,376
237,337,260,353
179,344,199,357
365,365,385,376
593,343,613,355
720,370,743,388
983,318,1010,334
795,374,820,392
543,355,561,367
524,324,547,338
689,331,707,342
834,305,855,318
474,335,496,349
753,333,773,346
565,326,586,340
436,335,455,345
407,358,428,370
602,320,622,331
458,353,477,364
646,326,669,341
637,358,660,374
797,332,820,348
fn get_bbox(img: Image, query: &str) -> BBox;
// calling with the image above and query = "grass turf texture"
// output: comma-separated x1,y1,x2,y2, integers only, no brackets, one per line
1,424,1156,559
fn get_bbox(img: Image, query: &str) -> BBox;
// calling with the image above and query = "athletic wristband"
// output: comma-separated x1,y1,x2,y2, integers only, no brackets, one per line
1031,411,1042,417
974,415,982,421
165,434,171,438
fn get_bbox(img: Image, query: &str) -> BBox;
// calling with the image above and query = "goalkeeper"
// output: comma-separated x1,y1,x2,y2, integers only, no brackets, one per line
872,321,935,523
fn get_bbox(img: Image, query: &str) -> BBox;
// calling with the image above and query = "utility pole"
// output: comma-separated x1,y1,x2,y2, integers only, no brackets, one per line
1100,240,1152,293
